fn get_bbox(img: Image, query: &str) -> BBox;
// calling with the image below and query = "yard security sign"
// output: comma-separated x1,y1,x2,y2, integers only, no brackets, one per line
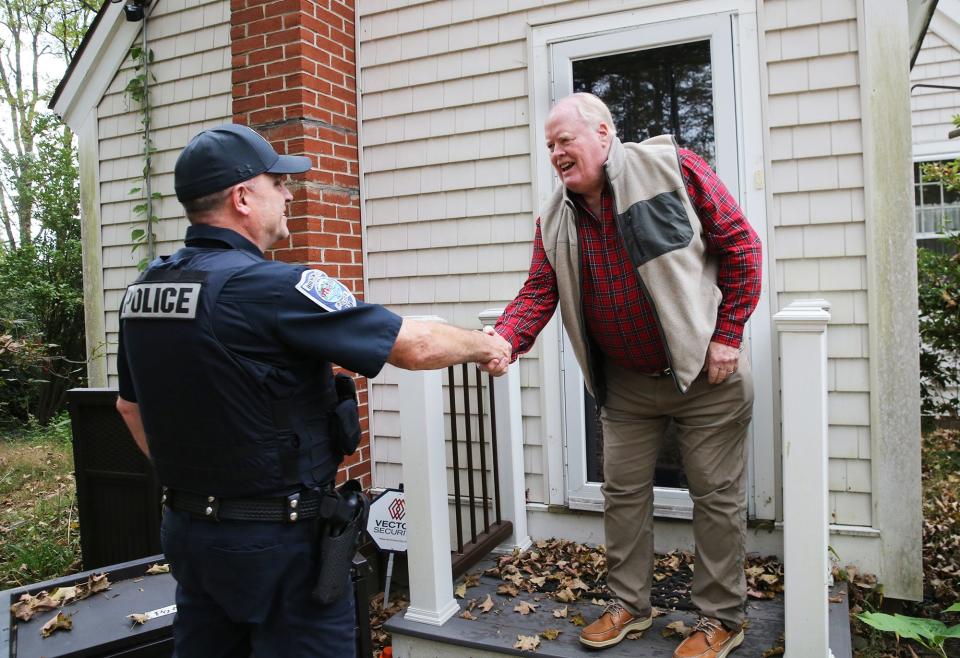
366,488,407,552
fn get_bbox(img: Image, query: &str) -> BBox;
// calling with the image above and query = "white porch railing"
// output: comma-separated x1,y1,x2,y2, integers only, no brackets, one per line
397,302,837,655
396,312,530,626
774,299,834,658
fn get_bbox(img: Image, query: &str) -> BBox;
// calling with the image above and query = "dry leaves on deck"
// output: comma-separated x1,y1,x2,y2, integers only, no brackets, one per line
10,573,110,621
145,563,170,575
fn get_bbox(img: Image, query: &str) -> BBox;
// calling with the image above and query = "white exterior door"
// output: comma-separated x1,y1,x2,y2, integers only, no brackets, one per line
544,12,765,518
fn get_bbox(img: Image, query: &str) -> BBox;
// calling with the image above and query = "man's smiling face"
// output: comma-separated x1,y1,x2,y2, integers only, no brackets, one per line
544,101,612,200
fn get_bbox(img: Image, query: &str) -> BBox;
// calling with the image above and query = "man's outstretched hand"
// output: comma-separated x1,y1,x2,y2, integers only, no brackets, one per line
478,325,511,376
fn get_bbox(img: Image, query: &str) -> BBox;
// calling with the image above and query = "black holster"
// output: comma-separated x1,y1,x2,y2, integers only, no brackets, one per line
312,479,368,605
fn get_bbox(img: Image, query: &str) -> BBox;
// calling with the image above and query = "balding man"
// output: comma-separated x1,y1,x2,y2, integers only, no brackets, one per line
490,94,761,658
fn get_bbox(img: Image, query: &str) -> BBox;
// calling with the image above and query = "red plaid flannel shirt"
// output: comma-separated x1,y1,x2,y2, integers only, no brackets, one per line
495,149,762,372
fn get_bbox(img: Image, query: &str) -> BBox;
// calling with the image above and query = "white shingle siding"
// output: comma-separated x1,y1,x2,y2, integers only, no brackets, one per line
765,3,871,525
911,26,960,157
100,0,231,387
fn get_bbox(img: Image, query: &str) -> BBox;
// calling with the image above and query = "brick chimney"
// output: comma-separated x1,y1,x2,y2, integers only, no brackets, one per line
231,0,371,487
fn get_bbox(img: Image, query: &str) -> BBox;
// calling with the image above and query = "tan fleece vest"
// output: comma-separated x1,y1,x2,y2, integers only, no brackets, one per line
539,135,720,396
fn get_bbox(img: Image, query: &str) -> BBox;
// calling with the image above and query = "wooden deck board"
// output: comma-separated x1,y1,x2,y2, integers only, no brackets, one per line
386,555,852,657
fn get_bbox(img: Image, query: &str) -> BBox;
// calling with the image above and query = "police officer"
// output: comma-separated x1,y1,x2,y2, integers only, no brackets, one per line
115,123,512,658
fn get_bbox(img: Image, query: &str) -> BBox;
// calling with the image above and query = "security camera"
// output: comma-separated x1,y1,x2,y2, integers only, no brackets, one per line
123,0,146,21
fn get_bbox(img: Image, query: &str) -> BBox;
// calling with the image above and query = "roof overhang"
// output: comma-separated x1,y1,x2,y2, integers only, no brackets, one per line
910,0,940,68
49,1,153,129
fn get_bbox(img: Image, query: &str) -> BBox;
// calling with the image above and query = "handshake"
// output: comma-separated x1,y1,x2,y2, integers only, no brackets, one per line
477,326,511,377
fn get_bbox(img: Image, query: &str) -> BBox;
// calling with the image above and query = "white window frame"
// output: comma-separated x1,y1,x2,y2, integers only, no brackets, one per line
913,155,960,240
527,1,776,520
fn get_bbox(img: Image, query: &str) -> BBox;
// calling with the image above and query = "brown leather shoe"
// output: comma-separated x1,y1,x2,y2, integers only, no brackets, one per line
579,601,652,648
673,617,744,658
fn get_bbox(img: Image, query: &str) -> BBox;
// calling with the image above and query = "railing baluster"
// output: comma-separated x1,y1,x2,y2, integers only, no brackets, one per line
447,366,463,554
488,371,502,524
475,367,490,531
461,363,477,544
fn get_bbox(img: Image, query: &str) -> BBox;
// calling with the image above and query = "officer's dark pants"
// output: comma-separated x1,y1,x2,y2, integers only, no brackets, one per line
161,508,356,658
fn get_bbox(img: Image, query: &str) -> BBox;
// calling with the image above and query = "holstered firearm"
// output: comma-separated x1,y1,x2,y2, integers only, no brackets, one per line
312,479,368,605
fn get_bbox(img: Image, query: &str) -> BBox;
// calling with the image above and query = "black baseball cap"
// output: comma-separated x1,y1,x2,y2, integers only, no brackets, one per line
174,123,312,202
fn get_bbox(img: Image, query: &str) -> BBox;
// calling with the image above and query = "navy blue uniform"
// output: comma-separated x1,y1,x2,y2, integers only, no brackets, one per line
117,224,402,658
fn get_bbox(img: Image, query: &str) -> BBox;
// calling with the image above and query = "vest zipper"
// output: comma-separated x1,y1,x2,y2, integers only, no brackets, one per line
604,172,684,394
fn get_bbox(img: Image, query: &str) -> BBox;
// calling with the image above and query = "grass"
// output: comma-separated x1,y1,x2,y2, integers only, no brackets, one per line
0,414,82,589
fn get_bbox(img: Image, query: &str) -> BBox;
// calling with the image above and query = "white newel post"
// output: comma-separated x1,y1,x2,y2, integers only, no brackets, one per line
774,300,833,658
397,318,459,626
479,309,532,552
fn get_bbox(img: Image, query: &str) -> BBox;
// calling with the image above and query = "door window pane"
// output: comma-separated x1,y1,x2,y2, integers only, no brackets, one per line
573,40,715,166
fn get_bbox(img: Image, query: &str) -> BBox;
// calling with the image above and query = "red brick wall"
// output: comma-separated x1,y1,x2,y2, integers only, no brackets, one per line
230,0,372,488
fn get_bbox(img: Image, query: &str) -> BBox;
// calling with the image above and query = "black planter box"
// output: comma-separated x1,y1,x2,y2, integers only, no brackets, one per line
67,388,162,570
2,554,375,658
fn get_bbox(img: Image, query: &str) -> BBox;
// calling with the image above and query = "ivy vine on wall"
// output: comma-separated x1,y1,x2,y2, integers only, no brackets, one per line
124,43,158,271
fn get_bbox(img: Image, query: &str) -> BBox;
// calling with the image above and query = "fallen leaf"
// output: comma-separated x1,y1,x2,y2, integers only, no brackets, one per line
454,582,467,598
662,620,692,638
553,606,568,618
459,610,477,620
514,600,538,615
41,612,72,638
145,563,170,575
541,628,561,640
570,612,587,627
513,634,540,651
51,586,77,605
464,573,481,588
479,595,494,613
626,630,645,639
497,583,519,597
127,613,149,625
590,598,607,606
504,571,524,586
529,576,546,587
554,587,576,603
761,647,785,657
828,595,843,603
10,591,58,621
568,577,589,591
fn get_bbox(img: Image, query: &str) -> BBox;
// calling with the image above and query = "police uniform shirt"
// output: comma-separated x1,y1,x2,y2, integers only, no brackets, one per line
117,223,401,413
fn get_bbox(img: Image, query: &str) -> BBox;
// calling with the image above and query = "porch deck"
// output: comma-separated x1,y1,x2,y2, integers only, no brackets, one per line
386,555,852,658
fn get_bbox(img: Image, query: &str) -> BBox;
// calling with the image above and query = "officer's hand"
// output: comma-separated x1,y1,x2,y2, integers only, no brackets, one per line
703,341,739,384
479,326,511,377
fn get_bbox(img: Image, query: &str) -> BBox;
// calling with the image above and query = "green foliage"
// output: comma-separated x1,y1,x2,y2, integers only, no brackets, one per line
0,115,86,425
125,43,159,270
858,606,960,658
916,235,960,422
917,117,960,422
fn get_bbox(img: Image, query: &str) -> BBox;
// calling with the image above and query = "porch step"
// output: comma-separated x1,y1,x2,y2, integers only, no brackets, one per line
386,559,853,657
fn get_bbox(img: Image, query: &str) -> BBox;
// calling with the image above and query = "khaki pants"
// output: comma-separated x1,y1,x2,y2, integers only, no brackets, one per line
600,351,753,629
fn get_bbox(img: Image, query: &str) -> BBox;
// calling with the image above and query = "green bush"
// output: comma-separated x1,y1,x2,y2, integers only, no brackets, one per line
917,232,960,421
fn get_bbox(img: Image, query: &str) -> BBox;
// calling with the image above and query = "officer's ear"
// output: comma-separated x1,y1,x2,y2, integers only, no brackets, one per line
231,181,254,217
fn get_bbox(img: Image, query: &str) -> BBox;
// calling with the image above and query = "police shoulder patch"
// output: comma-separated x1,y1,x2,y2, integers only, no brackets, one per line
294,269,357,312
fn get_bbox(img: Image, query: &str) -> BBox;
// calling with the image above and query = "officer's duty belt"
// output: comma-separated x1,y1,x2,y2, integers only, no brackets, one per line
163,484,334,523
